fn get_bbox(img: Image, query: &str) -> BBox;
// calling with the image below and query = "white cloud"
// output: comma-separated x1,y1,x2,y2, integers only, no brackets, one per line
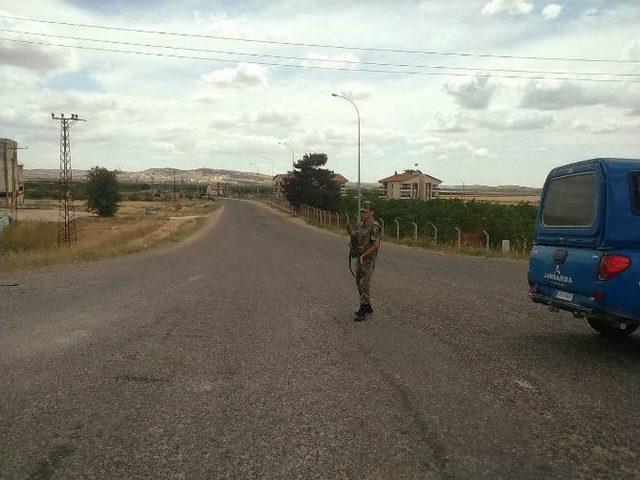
624,39,640,61
410,136,492,159
476,111,556,130
244,109,301,127
481,0,534,16
542,4,563,20
571,118,640,134
443,76,498,110
0,43,76,72
519,81,640,110
302,52,361,70
334,82,374,100
428,111,469,132
200,63,269,89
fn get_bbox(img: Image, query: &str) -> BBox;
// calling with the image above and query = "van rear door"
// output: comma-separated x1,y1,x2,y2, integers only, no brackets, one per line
528,166,604,300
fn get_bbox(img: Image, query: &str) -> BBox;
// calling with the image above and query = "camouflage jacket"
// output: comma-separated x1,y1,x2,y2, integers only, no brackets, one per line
353,219,381,261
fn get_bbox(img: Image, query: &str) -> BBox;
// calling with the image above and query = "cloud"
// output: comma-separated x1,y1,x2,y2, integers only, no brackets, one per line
244,109,301,127
476,111,555,130
302,52,361,69
481,0,534,16
0,43,75,72
427,111,469,132
443,76,497,110
542,4,563,20
571,118,640,134
200,63,269,89
410,136,492,159
625,39,640,61
519,81,640,110
334,82,374,100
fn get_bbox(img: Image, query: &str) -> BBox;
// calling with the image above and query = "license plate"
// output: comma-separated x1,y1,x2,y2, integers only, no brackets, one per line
556,291,574,302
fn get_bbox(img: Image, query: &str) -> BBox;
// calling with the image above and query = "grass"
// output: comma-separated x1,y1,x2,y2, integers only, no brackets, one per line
0,199,218,271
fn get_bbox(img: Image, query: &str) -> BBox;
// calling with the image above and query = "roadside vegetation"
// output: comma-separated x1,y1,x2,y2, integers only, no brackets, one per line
0,199,217,271
273,156,537,257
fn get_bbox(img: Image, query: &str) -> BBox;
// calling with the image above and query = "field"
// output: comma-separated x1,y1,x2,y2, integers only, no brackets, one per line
0,199,218,271
438,194,540,205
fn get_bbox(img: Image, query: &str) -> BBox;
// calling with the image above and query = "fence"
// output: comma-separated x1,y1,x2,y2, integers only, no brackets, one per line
265,197,533,254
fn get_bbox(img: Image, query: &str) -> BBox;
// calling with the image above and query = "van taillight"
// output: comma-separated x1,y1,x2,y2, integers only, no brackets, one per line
598,254,631,281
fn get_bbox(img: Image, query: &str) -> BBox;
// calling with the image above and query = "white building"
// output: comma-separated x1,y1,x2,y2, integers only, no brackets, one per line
378,169,442,201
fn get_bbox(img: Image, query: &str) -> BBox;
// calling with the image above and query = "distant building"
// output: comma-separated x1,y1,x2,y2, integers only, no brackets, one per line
333,173,349,196
1,138,24,211
378,169,442,200
273,172,349,197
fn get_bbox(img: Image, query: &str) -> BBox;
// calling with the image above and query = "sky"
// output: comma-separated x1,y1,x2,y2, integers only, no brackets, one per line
0,0,639,186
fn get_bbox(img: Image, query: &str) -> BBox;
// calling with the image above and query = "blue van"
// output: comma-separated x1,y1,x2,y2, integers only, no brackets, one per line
528,158,640,338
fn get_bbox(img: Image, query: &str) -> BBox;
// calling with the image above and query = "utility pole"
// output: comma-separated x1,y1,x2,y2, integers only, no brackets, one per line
332,93,361,221
51,113,85,246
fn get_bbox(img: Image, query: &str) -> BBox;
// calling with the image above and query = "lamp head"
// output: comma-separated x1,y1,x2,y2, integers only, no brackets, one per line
331,93,338,97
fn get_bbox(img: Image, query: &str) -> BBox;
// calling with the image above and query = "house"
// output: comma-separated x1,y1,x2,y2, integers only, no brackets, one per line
333,173,349,196
378,169,442,201
273,172,349,197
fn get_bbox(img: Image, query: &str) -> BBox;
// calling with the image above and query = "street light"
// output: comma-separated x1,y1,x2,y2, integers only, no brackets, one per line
332,92,361,221
278,141,295,170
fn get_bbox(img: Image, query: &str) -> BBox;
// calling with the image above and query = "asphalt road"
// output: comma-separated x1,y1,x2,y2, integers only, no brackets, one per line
1,199,638,479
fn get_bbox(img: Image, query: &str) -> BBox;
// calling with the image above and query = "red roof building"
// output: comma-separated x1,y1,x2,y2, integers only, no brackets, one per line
378,169,442,201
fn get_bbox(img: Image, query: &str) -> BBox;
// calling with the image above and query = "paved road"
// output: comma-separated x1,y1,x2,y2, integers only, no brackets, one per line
1,199,638,479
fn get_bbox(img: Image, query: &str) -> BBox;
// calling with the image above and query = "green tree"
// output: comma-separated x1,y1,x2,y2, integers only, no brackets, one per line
282,153,341,210
86,167,121,217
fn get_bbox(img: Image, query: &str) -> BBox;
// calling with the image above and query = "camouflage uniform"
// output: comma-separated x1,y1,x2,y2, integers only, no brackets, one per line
353,218,381,305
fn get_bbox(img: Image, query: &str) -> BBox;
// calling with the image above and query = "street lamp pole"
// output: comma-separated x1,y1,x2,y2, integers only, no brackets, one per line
332,93,361,221
249,162,259,197
278,141,295,170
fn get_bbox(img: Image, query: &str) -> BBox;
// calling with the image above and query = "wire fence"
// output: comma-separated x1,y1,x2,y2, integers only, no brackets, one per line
273,198,533,254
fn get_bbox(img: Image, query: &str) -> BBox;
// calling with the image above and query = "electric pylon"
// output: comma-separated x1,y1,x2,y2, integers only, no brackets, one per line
51,113,85,246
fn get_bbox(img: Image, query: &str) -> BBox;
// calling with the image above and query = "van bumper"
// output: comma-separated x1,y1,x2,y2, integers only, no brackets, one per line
530,293,593,316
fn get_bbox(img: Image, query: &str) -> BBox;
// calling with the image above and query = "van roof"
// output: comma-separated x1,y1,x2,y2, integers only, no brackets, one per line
549,158,640,177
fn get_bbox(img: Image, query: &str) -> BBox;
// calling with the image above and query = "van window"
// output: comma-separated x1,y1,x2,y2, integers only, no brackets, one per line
542,173,597,227
630,173,640,215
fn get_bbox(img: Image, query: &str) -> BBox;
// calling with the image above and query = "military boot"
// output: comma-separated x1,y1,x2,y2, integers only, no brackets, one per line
354,304,366,321
363,303,373,314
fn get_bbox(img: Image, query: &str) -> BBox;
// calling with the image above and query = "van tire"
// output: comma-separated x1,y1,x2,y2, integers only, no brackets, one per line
587,318,638,338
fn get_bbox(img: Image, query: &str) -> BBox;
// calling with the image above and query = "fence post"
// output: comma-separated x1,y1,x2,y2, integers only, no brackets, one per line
336,213,340,230
430,223,438,244
394,219,400,240
483,230,490,250
455,227,461,248
378,218,384,237
411,221,418,242
345,213,350,227
520,234,528,252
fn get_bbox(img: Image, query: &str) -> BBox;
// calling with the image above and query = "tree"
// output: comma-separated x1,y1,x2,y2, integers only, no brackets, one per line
282,153,341,210
86,167,121,217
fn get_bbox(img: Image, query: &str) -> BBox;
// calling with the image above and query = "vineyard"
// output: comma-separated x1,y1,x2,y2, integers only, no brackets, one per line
336,193,538,250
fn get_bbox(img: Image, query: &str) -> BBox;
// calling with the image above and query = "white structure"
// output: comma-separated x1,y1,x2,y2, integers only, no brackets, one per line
378,169,442,201
1,138,24,210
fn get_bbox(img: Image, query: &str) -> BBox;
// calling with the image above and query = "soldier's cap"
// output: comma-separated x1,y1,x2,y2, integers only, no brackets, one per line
360,201,374,211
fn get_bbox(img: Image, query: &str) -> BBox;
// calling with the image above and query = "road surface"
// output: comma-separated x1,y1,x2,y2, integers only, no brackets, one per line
1,199,638,479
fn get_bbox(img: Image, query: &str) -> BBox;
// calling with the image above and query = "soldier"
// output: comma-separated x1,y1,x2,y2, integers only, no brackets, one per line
350,201,381,321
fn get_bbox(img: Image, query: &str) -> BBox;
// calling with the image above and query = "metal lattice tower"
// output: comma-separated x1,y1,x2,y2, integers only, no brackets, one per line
51,113,85,246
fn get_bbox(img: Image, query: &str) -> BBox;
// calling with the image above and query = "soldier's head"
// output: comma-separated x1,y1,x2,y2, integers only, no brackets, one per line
360,201,374,221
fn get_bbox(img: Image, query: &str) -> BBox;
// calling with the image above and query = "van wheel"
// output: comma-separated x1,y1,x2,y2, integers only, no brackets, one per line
587,318,638,338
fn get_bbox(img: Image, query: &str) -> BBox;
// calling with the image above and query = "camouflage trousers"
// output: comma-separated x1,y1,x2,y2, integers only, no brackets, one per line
356,260,375,304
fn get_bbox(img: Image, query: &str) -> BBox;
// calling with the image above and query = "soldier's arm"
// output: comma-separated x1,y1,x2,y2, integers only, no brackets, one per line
358,225,381,262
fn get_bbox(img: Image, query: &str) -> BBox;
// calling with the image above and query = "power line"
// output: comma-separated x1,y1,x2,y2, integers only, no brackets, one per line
2,28,638,78
1,13,638,64
1,37,637,83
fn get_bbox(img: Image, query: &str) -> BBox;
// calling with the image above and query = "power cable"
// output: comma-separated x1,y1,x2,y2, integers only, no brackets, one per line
1,37,637,83
2,28,638,78
1,13,638,64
